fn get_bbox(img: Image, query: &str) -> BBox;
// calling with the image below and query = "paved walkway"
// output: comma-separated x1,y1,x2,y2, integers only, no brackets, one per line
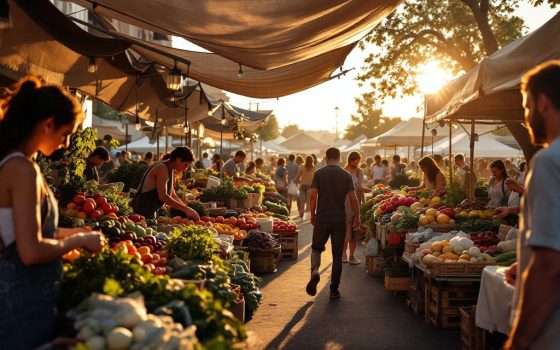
246,219,458,350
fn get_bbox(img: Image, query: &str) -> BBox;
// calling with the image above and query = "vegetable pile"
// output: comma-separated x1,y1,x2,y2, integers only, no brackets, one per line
243,231,280,250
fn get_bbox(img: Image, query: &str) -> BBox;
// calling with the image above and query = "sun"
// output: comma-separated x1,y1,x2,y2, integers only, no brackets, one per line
415,61,454,95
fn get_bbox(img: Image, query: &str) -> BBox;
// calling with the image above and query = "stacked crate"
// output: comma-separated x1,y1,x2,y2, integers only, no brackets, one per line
427,283,479,328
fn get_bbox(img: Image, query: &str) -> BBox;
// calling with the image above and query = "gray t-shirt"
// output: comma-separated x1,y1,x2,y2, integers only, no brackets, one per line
286,161,299,183
514,138,560,348
311,165,354,225
221,159,242,177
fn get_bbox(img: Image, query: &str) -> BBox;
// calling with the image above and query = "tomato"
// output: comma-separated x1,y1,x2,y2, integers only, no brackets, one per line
95,196,108,206
126,244,137,255
101,203,113,214
156,257,167,267
83,200,96,214
141,253,153,263
215,216,225,223
201,216,211,222
73,195,86,205
138,246,151,255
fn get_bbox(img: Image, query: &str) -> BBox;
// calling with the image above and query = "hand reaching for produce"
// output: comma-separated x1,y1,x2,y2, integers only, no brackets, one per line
56,226,93,239
184,207,201,221
76,231,105,253
505,262,518,286
494,207,511,219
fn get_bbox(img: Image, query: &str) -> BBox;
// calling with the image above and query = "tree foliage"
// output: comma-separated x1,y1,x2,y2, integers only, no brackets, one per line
344,95,402,140
281,124,301,138
531,0,559,7
358,0,524,101
256,115,280,141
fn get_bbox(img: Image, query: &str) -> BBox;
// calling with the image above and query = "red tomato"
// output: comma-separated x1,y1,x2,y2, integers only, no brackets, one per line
95,196,108,206
215,216,225,223
73,195,86,205
89,210,103,220
141,253,153,263
138,246,151,255
83,200,96,214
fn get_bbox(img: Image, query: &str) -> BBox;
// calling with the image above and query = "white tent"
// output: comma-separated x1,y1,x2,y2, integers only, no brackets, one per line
370,118,446,147
118,136,182,153
423,133,523,158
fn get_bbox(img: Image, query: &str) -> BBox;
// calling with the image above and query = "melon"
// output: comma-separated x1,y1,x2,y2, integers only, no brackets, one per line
436,213,450,224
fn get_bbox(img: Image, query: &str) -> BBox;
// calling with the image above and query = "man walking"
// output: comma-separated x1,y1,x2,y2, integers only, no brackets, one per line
306,148,360,300
505,61,560,350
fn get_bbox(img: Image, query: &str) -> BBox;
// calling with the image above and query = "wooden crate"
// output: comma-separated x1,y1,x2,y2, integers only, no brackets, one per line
407,272,425,315
279,235,298,260
249,246,282,274
423,223,457,232
460,307,486,350
426,283,479,329
366,256,385,277
424,262,492,277
404,240,420,255
384,275,410,292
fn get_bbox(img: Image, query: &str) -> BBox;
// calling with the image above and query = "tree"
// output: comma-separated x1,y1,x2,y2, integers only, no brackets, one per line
344,96,402,139
358,0,524,101
281,124,301,138
532,0,559,6
256,115,280,141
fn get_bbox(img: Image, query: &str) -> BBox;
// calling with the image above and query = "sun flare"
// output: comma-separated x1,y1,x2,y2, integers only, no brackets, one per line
415,61,454,95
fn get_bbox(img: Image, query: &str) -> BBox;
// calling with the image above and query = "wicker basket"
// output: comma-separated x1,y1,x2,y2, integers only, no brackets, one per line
424,261,493,277
249,245,282,274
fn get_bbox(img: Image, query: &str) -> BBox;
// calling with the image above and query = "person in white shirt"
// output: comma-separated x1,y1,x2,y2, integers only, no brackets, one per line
371,155,386,184
505,60,560,350
201,152,211,169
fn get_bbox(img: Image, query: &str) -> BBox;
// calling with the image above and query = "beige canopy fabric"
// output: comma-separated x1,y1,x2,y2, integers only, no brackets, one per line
126,37,354,98
371,118,446,147
0,0,210,123
70,0,401,70
426,12,560,125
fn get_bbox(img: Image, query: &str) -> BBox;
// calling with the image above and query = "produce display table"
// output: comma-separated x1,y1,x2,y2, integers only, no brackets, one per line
475,266,514,334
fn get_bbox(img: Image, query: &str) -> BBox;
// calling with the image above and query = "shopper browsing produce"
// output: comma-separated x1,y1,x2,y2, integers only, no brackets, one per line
132,147,200,220
506,61,560,350
274,158,288,198
371,155,386,184
307,147,360,300
0,77,105,349
407,156,447,196
487,160,511,209
343,151,368,265
296,156,315,219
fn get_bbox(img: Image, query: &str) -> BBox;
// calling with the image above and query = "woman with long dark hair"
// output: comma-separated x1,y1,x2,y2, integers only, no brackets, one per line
0,77,105,349
343,152,367,265
409,156,446,196
296,156,315,218
487,159,511,209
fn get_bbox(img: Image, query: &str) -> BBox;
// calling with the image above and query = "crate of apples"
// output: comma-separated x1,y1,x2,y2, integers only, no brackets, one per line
112,239,168,275
273,219,298,235
65,193,119,221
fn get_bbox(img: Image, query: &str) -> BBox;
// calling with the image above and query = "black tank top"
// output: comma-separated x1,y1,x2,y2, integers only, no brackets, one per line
132,162,172,218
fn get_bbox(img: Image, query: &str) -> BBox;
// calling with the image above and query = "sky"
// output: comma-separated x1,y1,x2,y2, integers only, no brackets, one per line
176,3,557,134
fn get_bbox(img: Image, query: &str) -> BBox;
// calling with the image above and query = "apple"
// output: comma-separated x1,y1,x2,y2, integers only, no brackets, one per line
101,203,113,214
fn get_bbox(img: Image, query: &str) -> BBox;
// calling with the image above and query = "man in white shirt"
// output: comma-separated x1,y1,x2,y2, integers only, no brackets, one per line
201,152,211,169
371,155,385,184
505,61,560,350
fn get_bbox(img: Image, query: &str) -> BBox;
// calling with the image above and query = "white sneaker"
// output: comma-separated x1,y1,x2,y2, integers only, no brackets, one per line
342,255,349,263
349,256,361,265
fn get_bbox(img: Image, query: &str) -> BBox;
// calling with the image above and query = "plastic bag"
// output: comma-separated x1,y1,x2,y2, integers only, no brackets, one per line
287,182,299,197
366,238,379,256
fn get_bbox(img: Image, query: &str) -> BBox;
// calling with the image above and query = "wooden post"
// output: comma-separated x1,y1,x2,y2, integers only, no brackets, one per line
165,122,169,154
448,120,453,184
469,120,476,200
421,96,427,159
124,121,129,152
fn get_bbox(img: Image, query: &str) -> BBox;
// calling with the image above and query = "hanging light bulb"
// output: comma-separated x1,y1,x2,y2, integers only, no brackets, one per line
221,116,227,126
87,57,98,73
183,124,188,133
166,61,183,91
237,64,244,78
134,115,141,131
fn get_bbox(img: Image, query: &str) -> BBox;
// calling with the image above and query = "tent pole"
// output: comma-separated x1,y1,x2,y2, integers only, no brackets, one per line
394,145,397,156
421,96,426,159
125,121,129,153
469,120,476,200
407,146,410,162
449,120,453,184
165,122,169,154
156,133,160,160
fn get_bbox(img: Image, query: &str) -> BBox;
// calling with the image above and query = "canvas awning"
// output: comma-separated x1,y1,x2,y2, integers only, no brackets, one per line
425,12,560,125
371,118,446,147
68,0,401,70
422,133,523,158
0,0,211,123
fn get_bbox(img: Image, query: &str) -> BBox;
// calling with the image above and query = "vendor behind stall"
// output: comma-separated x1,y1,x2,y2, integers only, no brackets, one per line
132,147,200,220
487,160,510,209
84,146,110,182
221,150,246,178
407,156,446,196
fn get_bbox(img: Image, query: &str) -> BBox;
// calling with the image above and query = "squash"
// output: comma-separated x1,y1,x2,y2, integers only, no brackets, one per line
426,208,438,217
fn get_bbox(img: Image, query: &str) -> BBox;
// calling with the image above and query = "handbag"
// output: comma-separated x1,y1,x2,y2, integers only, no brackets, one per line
288,181,299,197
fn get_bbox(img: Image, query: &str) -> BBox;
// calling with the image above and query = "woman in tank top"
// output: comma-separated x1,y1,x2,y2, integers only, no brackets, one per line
0,77,104,349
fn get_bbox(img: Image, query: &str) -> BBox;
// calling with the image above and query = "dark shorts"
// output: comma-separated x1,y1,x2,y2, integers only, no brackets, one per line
312,222,345,252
